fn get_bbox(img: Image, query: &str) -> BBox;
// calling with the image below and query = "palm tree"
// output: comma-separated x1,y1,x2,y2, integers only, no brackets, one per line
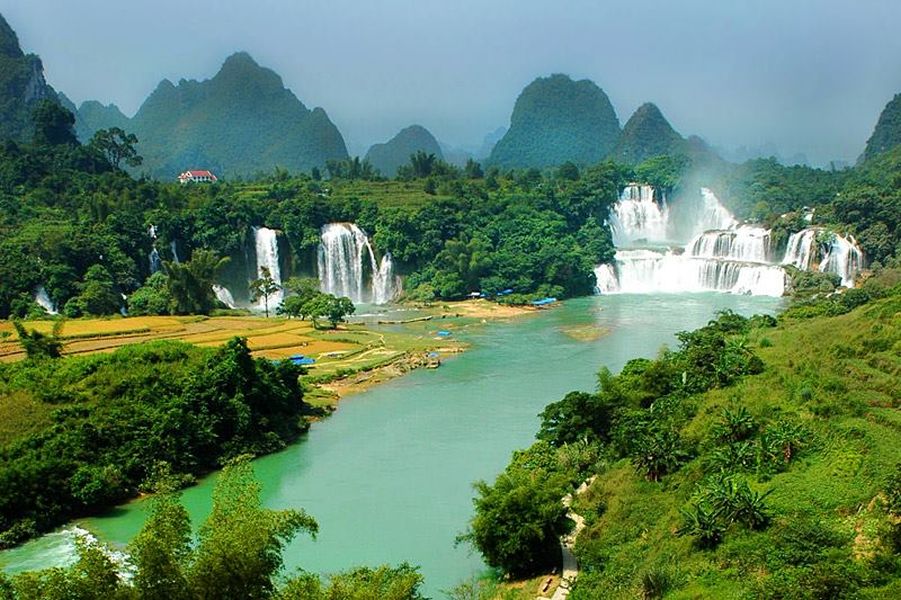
13,319,64,359
164,250,230,315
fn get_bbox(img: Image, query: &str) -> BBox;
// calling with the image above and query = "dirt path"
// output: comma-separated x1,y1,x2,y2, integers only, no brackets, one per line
541,477,595,600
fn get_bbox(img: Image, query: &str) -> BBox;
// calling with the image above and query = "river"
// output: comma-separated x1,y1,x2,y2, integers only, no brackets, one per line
1,293,780,595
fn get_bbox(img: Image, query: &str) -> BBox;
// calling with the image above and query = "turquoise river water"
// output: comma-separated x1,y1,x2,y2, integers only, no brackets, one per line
1,293,780,596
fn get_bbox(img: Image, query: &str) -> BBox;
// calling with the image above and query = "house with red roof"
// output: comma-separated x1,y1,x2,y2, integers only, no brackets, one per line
177,170,218,184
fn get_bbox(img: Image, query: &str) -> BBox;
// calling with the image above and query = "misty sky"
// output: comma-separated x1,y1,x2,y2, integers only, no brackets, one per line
3,0,900,164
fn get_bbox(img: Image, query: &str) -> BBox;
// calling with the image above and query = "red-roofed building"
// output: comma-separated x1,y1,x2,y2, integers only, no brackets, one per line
177,170,218,184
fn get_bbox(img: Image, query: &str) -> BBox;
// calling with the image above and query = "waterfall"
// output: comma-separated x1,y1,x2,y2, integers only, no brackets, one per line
695,187,738,234
34,286,58,314
213,285,237,309
169,240,180,264
594,264,619,294
687,226,772,264
253,227,283,312
372,253,399,305
819,233,863,288
781,229,816,269
149,247,162,274
318,223,397,304
605,249,786,297
608,184,669,246
779,228,864,287
597,187,786,297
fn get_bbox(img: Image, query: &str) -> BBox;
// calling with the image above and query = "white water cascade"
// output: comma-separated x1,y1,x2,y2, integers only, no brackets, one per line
169,240,180,264
34,286,58,314
149,247,162,274
780,228,864,287
318,223,399,304
597,186,787,297
687,225,773,264
607,184,669,246
596,186,866,297
782,229,817,270
253,227,284,312
213,285,237,309
820,234,864,288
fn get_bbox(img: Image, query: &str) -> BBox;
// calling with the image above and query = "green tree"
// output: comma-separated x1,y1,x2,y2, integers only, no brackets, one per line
409,151,437,178
31,100,77,147
461,466,571,577
12,320,64,360
128,272,173,316
187,457,317,599
250,266,281,318
89,127,143,169
164,250,229,315
304,294,355,329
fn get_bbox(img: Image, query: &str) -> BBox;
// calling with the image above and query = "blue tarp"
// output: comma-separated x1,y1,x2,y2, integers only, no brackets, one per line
497,289,514,296
289,354,316,365
436,330,452,337
531,297,557,306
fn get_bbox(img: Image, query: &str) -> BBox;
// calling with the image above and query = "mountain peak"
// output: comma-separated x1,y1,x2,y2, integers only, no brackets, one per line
488,73,621,168
0,13,24,59
860,93,901,163
365,124,444,176
610,102,684,165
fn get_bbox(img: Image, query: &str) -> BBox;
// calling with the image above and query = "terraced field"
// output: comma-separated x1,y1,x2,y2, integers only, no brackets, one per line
0,315,462,386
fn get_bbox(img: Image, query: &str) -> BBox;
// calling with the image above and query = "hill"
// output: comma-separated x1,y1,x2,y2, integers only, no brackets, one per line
365,125,444,176
0,13,60,142
609,102,686,165
488,74,621,169
860,93,901,163
79,52,349,179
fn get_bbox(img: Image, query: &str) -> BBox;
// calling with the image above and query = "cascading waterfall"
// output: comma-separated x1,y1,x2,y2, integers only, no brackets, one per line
687,225,772,263
595,187,865,297
596,187,786,297
149,247,162,274
695,187,738,234
819,233,864,288
318,223,397,304
34,286,57,314
169,240,180,264
782,229,817,269
780,228,863,287
608,184,669,246
213,285,237,309
253,227,283,312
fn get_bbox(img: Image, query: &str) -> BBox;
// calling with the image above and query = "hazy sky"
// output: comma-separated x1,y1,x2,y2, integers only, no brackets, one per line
3,0,900,164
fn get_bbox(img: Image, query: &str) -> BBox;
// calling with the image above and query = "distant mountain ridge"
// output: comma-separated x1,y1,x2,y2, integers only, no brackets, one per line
365,125,443,176
0,13,60,142
488,74,621,168
75,52,349,178
860,93,901,163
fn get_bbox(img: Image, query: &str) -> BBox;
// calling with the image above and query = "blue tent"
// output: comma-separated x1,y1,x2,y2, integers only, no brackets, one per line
436,330,452,337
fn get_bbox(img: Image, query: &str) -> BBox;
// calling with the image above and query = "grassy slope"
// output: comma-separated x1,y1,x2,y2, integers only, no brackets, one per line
571,295,900,598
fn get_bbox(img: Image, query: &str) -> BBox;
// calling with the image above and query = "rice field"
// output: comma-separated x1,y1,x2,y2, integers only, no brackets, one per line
0,314,468,387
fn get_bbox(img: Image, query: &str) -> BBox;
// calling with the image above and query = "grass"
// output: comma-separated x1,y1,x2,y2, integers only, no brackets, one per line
327,179,452,209
561,295,901,598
